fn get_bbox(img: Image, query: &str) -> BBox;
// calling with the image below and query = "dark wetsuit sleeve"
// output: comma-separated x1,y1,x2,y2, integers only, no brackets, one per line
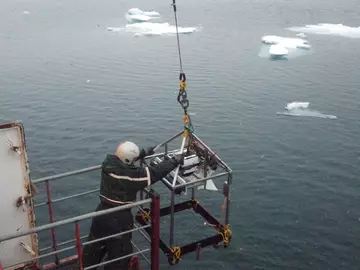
140,159,179,185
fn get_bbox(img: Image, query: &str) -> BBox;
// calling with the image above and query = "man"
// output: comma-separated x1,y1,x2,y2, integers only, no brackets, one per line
82,141,184,269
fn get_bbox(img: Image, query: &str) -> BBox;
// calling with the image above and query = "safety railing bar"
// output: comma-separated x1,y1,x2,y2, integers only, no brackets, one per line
35,189,100,208
131,240,150,265
83,248,150,270
153,130,183,151
40,235,88,253
134,224,151,243
0,198,152,242
52,189,99,204
82,224,151,247
32,165,102,184
34,201,47,207
39,214,152,253
32,150,181,185
4,245,75,269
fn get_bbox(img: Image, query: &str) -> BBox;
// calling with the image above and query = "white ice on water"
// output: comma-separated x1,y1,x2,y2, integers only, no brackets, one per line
296,33,307,38
277,102,337,119
107,8,198,36
125,8,160,23
124,22,197,36
269,44,288,57
127,8,160,17
287,23,360,38
285,102,310,110
262,35,311,49
260,35,311,59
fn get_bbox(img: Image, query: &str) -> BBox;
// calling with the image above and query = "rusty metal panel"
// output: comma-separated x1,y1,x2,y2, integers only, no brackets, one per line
0,122,38,269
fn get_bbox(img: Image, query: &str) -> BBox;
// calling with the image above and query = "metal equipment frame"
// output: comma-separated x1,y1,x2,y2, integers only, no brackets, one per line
136,131,233,265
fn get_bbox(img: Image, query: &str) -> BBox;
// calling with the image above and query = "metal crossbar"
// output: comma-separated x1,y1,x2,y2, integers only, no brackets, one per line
84,249,151,270
82,224,151,247
0,199,151,242
40,235,87,253
34,189,99,207
0,197,160,270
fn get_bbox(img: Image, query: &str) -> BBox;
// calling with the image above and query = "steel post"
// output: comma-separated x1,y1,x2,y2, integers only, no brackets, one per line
150,192,160,270
45,180,59,264
75,223,83,270
225,174,232,225
169,191,175,247
171,135,188,186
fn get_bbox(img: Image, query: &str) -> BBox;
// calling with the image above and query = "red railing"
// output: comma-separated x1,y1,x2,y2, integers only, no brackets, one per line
0,165,161,270
45,180,59,264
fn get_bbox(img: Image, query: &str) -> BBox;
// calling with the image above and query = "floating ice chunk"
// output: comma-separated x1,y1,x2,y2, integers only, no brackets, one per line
126,14,152,23
262,35,311,49
296,33,307,38
124,22,197,36
106,27,122,32
109,8,198,37
127,8,159,17
269,44,288,57
277,102,337,119
22,11,30,15
126,8,160,23
286,102,310,110
287,23,360,38
142,11,160,16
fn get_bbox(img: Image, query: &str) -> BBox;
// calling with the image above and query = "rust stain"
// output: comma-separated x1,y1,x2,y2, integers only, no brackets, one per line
14,123,39,263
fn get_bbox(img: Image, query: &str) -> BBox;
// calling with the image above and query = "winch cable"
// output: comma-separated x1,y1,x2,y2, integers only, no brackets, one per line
172,0,183,74
171,0,194,138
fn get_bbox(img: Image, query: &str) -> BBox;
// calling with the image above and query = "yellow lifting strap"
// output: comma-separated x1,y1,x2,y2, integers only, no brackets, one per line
192,199,199,209
218,224,232,246
170,246,182,262
136,208,151,223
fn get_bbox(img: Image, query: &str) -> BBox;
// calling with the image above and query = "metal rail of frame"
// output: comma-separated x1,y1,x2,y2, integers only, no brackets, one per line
0,181,160,270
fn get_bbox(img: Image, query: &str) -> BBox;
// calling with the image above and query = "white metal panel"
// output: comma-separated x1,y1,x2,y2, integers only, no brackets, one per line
0,123,38,269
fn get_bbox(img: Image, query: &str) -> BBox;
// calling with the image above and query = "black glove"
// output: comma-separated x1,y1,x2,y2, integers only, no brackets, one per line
137,146,156,161
144,146,155,156
170,153,185,166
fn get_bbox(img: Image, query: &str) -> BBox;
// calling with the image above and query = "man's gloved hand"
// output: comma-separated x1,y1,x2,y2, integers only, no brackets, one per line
143,146,155,156
171,153,185,166
137,146,156,161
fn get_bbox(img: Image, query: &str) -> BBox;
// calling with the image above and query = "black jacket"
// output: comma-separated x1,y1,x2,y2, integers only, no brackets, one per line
99,154,178,206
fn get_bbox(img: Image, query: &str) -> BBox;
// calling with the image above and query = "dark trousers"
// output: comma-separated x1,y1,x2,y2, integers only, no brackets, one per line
81,202,134,270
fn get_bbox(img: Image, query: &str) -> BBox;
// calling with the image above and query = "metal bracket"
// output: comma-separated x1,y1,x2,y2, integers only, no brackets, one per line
20,242,35,256
16,195,33,212
6,137,21,156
